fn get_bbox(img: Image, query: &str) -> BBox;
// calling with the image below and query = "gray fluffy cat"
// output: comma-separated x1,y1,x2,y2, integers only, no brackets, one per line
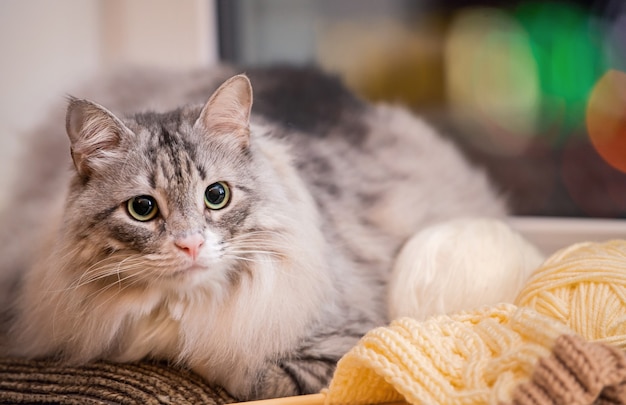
0,66,505,400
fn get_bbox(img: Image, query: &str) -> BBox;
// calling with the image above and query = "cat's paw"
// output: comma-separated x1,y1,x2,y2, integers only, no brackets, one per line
226,355,335,401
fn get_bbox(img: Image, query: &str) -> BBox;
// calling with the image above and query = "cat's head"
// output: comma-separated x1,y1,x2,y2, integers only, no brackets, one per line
60,75,294,296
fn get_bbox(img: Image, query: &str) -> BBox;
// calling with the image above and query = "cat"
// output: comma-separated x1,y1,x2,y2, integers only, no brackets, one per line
0,66,506,400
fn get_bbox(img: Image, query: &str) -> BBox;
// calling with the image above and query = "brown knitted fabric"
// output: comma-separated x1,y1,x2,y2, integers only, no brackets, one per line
509,335,626,405
0,358,235,404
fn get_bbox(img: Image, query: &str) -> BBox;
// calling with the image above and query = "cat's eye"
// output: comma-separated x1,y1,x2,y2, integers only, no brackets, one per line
204,182,230,210
127,195,159,221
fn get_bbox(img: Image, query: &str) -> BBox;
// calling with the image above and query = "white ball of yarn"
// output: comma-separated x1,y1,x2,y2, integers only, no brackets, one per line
388,217,544,320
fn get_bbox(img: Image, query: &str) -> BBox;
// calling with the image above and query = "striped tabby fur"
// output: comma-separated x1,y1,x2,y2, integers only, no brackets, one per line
0,66,505,400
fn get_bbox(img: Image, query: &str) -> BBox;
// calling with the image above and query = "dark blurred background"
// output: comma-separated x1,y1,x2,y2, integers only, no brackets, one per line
216,0,626,218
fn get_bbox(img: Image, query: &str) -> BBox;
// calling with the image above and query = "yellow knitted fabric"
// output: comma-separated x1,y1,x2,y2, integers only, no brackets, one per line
515,240,626,349
324,304,571,405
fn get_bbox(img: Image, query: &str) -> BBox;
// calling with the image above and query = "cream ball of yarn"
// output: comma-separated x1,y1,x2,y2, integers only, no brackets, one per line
388,217,545,320
515,239,626,349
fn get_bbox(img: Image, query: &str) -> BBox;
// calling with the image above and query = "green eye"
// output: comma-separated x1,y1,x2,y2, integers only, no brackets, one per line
127,195,158,221
204,182,230,210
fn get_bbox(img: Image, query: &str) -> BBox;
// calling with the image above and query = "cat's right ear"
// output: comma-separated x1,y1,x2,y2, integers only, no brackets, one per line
66,97,132,178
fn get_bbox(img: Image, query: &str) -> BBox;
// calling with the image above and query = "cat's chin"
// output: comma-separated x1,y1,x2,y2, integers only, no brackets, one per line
162,262,230,289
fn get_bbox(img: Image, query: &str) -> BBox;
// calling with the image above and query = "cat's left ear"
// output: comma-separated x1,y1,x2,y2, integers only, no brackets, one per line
195,74,253,147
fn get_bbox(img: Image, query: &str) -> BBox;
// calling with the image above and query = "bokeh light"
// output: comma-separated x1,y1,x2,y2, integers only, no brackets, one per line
443,1,626,216
316,19,446,109
308,0,626,217
515,2,607,139
586,69,626,173
445,7,540,156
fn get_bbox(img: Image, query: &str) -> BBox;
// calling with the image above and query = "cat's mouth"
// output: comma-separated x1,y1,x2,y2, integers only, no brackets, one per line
161,263,208,280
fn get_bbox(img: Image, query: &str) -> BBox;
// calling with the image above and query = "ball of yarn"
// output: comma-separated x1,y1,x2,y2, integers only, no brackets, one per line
388,217,545,320
515,239,626,349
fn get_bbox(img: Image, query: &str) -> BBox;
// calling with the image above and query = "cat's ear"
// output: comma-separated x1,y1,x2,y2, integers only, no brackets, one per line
66,97,132,178
195,74,253,147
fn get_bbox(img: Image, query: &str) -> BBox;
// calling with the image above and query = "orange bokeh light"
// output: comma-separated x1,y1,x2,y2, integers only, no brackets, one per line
586,69,626,173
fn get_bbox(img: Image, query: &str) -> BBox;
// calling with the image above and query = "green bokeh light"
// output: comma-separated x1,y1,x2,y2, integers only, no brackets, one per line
515,2,607,140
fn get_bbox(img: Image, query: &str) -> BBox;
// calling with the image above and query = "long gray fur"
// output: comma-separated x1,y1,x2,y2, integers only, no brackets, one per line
0,66,506,400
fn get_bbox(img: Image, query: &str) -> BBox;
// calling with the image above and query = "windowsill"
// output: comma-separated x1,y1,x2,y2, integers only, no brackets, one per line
509,216,626,256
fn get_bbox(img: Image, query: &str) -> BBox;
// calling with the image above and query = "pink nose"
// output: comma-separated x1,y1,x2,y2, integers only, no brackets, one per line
175,233,204,261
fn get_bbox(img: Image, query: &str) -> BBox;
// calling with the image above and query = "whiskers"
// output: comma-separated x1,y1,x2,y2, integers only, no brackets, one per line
221,230,290,265
53,249,175,307
49,229,293,308
70,254,145,290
